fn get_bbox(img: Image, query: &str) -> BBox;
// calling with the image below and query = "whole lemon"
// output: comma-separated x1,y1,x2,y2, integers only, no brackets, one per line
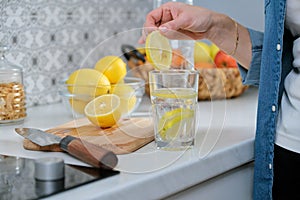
94,56,127,84
210,43,220,60
69,98,90,114
111,83,137,116
66,68,111,96
194,41,213,64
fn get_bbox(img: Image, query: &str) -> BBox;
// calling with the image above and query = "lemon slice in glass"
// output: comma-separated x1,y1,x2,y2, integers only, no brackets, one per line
145,31,172,70
84,94,121,128
158,108,194,140
152,88,198,99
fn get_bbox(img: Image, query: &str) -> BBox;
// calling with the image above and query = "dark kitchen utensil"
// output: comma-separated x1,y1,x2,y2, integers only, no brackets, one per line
15,128,118,169
121,44,146,63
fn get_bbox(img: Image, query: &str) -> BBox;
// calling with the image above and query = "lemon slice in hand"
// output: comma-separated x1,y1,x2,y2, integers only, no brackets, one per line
158,108,194,140
84,94,121,128
145,31,172,70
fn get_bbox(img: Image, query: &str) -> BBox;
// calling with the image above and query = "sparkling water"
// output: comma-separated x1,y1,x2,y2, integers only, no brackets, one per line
151,88,198,150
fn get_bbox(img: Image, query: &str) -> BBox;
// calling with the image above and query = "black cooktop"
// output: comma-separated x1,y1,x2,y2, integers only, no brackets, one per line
0,155,119,200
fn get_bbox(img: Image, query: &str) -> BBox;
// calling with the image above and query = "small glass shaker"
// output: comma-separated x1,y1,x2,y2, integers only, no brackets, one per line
0,45,27,124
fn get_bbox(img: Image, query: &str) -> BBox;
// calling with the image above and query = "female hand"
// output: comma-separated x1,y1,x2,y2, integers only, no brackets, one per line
139,2,217,43
139,2,252,69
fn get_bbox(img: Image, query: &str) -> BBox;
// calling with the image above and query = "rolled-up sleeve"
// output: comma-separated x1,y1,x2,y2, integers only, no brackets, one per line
238,28,264,86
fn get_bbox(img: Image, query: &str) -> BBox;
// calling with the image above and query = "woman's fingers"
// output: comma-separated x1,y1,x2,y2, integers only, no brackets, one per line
139,3,178,43
139,2,209,43
138,26,158,44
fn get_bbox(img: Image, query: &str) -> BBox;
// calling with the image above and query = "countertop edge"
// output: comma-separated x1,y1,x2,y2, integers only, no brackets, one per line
45,137,254,200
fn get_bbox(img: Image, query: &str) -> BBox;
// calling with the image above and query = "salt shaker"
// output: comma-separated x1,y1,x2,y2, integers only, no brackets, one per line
0,45,26,124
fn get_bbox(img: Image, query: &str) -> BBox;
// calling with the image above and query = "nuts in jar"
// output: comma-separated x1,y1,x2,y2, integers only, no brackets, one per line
0,82,26,122
0,45,27,124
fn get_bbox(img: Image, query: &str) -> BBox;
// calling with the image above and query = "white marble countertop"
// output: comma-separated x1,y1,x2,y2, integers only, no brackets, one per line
0,87,258,200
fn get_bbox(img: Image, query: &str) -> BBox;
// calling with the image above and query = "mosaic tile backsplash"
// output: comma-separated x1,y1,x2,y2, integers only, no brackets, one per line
0,0,152,106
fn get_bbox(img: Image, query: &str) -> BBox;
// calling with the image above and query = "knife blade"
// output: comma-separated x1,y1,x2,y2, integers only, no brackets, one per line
15,128,118,169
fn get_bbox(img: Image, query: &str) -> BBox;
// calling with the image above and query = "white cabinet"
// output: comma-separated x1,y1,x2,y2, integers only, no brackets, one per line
167,162,254,200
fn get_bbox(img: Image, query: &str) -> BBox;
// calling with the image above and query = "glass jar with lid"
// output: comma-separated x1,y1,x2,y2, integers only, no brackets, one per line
0,45,26,124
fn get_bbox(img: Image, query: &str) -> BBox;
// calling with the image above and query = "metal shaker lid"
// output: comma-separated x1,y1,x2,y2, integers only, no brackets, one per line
34,157,65,181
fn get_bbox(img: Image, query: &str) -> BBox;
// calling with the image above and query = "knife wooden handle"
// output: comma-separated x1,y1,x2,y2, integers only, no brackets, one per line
59,135,118,169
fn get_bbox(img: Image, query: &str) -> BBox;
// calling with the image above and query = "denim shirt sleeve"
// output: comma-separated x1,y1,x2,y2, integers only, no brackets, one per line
238,28,264,86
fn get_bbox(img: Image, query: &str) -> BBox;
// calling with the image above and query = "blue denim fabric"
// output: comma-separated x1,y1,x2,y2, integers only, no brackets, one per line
238,0,295,199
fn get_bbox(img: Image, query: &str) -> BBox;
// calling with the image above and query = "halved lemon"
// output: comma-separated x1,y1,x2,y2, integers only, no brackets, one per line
84,94,121,128
145,31,172,70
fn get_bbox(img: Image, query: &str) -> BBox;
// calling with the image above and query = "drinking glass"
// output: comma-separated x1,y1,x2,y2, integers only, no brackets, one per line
149,70,199,150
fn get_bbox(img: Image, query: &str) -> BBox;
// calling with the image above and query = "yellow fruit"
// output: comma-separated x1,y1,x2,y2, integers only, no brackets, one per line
117,78,125,84
210,43,220,60
84,94,121,128
94,56,127,84
69,97,92,115
66,68,111,96
145,31,172,70
111,83,137,115
151,88,198,99
158,108,194,140
194,41,212,64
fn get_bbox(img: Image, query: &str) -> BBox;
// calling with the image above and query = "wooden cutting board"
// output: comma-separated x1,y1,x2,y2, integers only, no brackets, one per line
23,117,154,155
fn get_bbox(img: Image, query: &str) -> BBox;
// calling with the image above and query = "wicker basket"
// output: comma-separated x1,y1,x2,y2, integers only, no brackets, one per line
196,68,248,100
123,44,247,100
127,58,248,100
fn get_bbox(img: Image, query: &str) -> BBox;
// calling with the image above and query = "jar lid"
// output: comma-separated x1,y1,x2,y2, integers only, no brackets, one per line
34,157,65,181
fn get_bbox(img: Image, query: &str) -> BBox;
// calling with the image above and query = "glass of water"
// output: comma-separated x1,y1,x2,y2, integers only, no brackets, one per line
149,70,199,150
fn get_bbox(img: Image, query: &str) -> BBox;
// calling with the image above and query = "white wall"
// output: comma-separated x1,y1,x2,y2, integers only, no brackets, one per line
194,0,264,32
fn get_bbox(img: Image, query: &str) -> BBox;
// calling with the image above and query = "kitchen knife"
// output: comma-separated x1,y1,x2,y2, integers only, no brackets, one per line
15,128,118,169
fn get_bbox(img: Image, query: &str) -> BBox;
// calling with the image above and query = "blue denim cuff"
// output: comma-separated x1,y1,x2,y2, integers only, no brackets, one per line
238,28,264,86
